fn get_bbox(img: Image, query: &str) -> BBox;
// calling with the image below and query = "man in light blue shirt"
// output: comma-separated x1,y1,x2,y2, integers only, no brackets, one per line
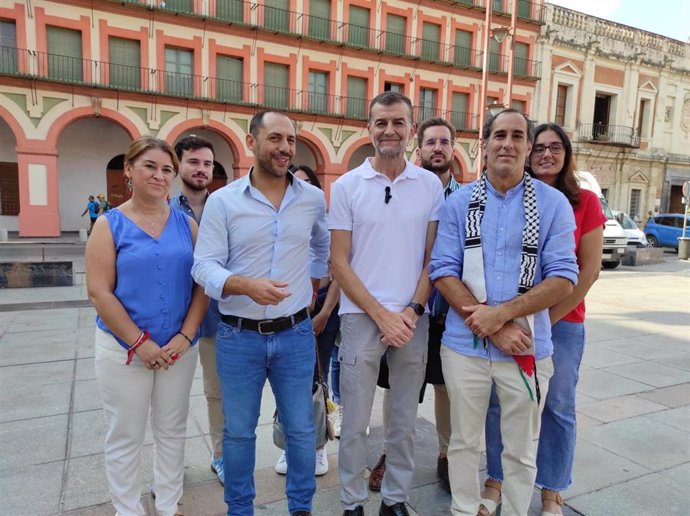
192,111,329,516
429,109,578,516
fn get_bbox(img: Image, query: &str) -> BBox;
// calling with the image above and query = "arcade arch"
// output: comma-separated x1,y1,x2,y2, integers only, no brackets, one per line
56,117,132,231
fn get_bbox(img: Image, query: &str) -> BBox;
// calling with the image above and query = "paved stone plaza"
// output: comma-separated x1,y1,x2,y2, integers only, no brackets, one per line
0,242,688,515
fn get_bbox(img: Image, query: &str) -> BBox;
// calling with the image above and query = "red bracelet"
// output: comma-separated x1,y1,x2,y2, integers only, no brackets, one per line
126,331,150,365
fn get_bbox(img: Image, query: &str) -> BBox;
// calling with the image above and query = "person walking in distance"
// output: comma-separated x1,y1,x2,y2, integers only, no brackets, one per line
170,135,226,485
192,111,329,516
81,195,100,234
429,109,578,516
329,92,444,516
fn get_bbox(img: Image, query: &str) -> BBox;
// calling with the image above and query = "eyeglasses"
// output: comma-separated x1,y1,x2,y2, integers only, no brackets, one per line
533,143,564,156
423,138,453,148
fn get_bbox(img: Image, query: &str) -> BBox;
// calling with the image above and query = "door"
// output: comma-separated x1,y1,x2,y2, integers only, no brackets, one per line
593,94,611,140
106,169,130,207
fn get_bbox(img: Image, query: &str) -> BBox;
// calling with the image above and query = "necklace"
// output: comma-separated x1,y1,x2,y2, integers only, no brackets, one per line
130,205,167,236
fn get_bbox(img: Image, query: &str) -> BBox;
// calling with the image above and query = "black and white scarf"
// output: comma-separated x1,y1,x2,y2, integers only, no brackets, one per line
462,171,541,402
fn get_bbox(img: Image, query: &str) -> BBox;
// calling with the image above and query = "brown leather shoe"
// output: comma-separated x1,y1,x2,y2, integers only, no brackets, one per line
368,454,386,491
437,455,450,492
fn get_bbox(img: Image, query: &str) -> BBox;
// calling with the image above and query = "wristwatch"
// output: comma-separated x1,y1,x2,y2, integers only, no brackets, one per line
407,302,425,316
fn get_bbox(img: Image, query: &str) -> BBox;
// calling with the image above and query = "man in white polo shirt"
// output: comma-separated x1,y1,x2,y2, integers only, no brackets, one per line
329,91,444,516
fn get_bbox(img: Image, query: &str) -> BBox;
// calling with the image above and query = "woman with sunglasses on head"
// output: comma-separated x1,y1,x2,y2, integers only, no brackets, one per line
479,124,606,516
86,136,208,516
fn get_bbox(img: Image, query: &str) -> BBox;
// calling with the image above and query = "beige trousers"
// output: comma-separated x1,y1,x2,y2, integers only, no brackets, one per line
198,336,224,457
441,347,553,516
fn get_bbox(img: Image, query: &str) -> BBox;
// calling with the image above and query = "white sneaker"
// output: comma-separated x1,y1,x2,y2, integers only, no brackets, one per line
275,451,288,475
315,448,329,476
330,404,343,438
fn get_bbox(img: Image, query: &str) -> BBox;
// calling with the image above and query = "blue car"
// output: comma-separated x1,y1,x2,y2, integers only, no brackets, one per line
644,214,690,249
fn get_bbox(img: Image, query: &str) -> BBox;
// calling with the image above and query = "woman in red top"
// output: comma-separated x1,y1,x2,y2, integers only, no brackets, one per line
480,123,606,516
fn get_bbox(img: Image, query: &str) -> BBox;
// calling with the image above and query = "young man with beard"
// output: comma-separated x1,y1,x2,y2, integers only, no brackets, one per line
192,111,329,516
368,118,460,494
170,135,226,485
416,117,461,491
329,92,444,516
429,109,578,515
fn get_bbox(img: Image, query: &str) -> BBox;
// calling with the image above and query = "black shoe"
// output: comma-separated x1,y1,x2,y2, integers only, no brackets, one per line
437,455,450,493
379,501,410,516
343,506,364,516
290,512,312,516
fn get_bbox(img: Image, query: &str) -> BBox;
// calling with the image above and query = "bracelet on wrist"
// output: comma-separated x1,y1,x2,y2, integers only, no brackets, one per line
126,330,150,365
177,331,193,346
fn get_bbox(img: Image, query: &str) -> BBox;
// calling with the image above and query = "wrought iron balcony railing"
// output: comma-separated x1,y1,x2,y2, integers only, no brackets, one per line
577,123,640,147
0,46,479,130
414,105,480,132
485,0,545,23
110,0,542,70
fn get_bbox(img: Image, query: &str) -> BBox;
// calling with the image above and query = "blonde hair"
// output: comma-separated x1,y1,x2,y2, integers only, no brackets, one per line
125,136,179,173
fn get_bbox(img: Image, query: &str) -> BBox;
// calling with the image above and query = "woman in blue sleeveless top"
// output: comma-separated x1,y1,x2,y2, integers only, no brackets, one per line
85,136,208,516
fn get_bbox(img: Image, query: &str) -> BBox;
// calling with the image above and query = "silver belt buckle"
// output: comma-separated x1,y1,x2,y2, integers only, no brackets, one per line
257,319,275,335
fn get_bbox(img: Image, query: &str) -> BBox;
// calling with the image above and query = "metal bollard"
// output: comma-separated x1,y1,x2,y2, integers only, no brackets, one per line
79,228,88,242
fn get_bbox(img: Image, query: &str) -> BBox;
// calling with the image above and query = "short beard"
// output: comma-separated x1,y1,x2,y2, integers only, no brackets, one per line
420,158,451,175
182,177,210,192
257,154,290,178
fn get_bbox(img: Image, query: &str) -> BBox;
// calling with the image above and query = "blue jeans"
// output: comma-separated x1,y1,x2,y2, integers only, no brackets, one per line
216,318,317,515
485,320,585,491
330,346,341,404
313,285,340,386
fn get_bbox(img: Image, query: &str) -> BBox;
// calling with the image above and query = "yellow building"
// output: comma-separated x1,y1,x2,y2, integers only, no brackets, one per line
534,4,690,220
0,0,545,236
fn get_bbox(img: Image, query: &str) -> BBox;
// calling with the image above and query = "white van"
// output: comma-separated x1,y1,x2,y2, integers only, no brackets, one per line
575,171,628,269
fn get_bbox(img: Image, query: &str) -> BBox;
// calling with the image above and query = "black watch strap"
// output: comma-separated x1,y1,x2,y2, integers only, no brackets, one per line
407,302,425,316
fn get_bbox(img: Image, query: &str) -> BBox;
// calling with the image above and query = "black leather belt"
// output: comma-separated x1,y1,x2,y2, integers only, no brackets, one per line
221,307,309,335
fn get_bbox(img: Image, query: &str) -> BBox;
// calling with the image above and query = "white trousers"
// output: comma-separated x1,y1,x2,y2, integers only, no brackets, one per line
441,348,553,516
94,328,198,516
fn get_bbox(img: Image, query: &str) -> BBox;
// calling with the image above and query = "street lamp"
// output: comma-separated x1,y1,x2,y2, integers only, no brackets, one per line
476,0,519,176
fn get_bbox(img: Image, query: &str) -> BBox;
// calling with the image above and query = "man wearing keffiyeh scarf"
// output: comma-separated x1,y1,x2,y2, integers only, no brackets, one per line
428,109,579,516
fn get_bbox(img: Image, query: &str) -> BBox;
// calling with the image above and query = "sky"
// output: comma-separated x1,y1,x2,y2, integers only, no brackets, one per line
549,0,690,42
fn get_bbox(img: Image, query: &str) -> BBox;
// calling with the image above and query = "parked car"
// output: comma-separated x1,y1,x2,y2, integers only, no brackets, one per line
576,171,628,269
613,211,648,247
644,213,690,249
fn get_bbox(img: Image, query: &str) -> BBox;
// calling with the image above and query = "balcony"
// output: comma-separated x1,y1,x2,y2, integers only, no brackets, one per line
0,46,484,131
414,105,480,132
577,123,640,148
483,0,546,23
108,0,541,70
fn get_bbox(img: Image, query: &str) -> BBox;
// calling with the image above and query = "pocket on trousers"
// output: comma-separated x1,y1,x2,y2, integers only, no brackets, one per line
216,322,240,340
293,317,314,337
339,348,357,366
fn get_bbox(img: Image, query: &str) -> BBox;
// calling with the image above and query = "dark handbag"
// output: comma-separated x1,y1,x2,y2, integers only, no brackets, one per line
272,345,334,450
